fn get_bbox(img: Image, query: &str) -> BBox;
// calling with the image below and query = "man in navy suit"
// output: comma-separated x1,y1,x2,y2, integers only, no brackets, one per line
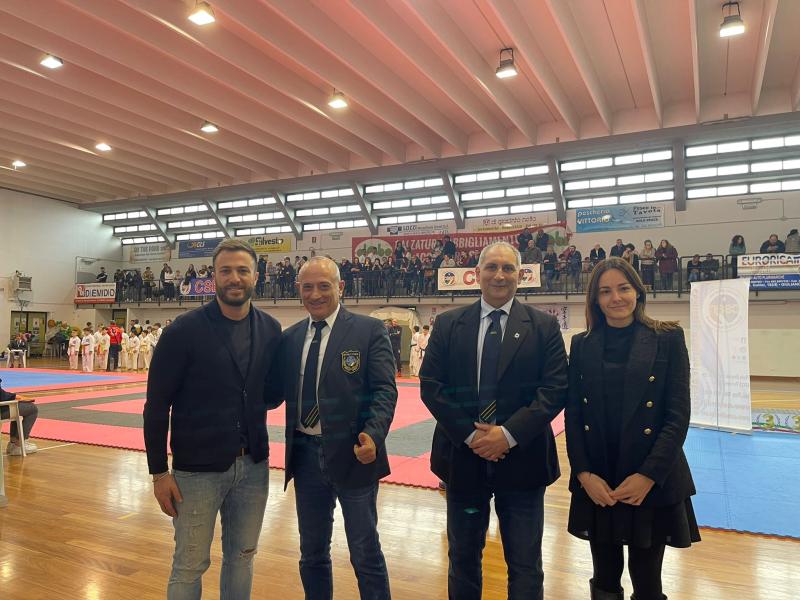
271,256,397,600
420,241,568,600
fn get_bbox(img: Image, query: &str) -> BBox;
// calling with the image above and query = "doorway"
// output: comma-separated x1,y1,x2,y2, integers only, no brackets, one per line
10,311,48,357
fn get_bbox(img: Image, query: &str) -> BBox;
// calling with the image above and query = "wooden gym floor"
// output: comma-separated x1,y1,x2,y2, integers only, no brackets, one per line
1,359,798,599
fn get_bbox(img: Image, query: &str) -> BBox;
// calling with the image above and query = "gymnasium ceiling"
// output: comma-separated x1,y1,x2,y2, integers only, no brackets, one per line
0,0,799,205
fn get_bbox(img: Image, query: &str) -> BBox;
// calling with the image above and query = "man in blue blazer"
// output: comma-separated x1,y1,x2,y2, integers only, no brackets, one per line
420,241,568,600
271,256,397,600
144,239,282,600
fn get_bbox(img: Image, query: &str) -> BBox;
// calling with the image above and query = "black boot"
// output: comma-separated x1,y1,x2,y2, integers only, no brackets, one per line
630,595,667,600
590,579,624,599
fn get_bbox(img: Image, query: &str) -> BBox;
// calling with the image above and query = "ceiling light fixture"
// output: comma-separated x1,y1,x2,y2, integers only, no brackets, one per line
188,1,216,26
200,121,219,133
495,48,518,79
328,90,348,109
40,54,64,69
12,160,26,169
95,142,112,152
719,1,745,37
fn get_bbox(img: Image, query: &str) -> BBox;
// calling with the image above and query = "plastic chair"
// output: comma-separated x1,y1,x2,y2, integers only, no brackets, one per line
0,400,27,457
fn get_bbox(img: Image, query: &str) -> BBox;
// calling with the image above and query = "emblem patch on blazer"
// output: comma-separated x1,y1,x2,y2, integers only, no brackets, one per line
341,350,360,374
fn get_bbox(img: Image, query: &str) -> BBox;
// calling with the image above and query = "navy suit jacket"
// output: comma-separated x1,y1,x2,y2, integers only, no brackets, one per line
420,299,568,492
271,307,398,490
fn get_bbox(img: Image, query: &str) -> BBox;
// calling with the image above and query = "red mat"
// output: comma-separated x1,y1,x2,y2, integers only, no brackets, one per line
18,382,565,490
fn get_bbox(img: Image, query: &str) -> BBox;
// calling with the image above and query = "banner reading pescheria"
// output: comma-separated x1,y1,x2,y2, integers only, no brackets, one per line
352,222,569,260
437,264,541,290
689,278,752,432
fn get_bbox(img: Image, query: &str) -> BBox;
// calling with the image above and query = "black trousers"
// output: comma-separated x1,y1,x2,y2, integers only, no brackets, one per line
590,540,665,599
108,344,121,371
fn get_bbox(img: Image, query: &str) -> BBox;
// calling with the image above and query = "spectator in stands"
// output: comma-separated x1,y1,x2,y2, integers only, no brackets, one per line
197,264,209,278
589,243,606,266
729,234,746,278
441,254,456,268
113,268,125,302
267,260,278,299
161,264,175,301
522,242,543,266
517,226,533,252
543,245,559,291
534,227,551,252
281,256,296,298
350,256,363,297
96,266,108,283
640,239,656,290
622,243,639,272
561,244,583,292
760,234,785,253
143,266,154,301
466,250,479,268
785,229,800,253
256,255,267,298
422,257,436,294
442,234,457,259
1,379,38,455
173,270,183,300
686,254,703,283
655,239,678,290
702,253,720,280
394,241,406,263
609,238,626,258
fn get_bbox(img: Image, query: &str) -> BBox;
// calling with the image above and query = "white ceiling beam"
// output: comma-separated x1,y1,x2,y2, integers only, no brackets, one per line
0,109,210,189
630,0,664,127
544,0,613,132
349,0,507,147
751,0,779,114
88,0,380,168
486,0,580,137
267,0,468,153
0,173,94,203
441,171,465,229
214,0,443,156
672,139,686,212
350,182,376,235
0,164,105,199
0,132,165,193
793,66,800,110
270,191,302,240
404,0,538,144
688,0,701,121
126,0,402,164
0,63,274,182
546,157,566,222
0,3,331,174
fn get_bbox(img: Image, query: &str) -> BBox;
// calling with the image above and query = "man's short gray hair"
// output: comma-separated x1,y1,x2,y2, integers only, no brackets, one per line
297,256,341,285
478,241,521,269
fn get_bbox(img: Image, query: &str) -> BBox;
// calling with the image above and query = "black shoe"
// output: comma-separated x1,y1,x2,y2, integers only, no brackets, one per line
590,579,624,600
438,480,446,491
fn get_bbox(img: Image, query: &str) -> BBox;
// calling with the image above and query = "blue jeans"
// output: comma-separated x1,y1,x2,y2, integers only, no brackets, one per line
292,434,390,600
446,485,546,600
168,455,269,600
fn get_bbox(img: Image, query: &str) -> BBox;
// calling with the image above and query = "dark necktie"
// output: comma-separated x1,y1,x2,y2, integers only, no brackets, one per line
478,309,504,423
300,321,327,429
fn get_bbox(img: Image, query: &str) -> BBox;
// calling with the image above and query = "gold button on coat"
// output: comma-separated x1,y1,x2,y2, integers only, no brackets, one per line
646,401,654,408
648,375,656,382
644,428,652,435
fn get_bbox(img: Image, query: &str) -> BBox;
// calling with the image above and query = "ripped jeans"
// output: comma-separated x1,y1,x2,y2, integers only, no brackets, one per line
168,455,269,600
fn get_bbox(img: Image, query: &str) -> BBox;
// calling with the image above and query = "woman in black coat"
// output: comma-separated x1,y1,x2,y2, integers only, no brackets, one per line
565,257,699,600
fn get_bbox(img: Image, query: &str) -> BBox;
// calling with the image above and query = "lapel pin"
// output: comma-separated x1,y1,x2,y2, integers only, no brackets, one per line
514,332,520,339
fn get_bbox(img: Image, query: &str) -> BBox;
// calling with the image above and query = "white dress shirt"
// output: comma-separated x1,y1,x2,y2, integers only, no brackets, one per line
296,304,341,436
465,297,518,448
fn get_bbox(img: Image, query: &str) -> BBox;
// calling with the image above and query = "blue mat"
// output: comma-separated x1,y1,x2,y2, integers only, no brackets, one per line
0,369,135,390
685,427,800,538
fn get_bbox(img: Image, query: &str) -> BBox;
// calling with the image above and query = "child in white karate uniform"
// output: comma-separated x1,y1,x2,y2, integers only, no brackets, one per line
81,328,95,372
140,328,156,371
127,333,141,372
96,327,110,371
67,330,81,370
120,331,129,370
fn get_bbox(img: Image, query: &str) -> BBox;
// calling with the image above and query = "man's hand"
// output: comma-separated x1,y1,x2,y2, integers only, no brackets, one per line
153,474,183,517
610,473,655,506
15,394,34,403
353,432,377,464
577,472,616,507
468,422,510,462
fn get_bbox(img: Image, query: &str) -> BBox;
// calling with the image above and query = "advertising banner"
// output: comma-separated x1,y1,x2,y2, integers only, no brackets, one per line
575,204,664,233
437,264,541,291
690,278,752,431
184,277,216,296
75,283,117,304
129,243,171,263
738,253,800,290
239,235,292,255
538,304,570,330
177,239,220,258
353,222,569,260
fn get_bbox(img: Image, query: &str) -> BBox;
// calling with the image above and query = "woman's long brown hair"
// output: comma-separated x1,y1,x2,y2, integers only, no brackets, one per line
584,257,680,333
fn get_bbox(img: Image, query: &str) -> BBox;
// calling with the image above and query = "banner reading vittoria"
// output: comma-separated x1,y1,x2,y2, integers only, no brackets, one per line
575,204,664,233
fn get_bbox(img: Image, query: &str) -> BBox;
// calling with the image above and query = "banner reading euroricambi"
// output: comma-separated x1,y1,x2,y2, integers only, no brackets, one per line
689,278,752,432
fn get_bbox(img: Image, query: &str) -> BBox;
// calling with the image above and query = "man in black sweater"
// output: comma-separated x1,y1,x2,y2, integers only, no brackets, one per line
143,239,282,599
